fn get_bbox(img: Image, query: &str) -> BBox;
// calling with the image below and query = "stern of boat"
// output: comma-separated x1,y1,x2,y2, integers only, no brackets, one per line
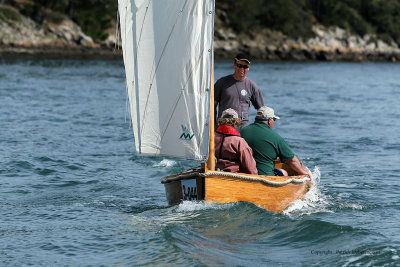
161,165,206,206
161,161,311,213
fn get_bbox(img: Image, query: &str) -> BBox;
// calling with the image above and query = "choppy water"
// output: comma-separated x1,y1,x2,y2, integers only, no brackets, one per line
1,59,399,266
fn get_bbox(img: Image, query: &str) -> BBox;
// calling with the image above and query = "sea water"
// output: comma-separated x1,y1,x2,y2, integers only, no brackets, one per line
1,59,399,266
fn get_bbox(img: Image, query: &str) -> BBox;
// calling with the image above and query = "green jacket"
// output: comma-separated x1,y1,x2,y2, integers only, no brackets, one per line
240,121,295,176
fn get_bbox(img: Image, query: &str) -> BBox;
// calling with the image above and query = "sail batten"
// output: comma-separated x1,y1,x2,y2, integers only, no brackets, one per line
119,0,214,160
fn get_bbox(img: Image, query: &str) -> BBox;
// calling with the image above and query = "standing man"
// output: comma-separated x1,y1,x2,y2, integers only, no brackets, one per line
240,106,312,177
214,53,265,130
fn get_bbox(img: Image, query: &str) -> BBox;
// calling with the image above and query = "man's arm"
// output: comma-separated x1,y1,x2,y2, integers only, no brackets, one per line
250,82,265,109
238,143,258,175
285,155,312,178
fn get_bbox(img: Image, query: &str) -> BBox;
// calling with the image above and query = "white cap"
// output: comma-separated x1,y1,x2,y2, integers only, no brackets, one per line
256,106,280,120
221,108,239,119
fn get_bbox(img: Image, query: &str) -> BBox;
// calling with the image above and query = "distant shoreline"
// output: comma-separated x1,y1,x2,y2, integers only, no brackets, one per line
0,46,123,60
1,45,400,63
1,3,400,63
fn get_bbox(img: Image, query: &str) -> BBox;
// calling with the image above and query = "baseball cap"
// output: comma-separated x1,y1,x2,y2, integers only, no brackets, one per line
234,53,251,64
256,106,280,120
221,108,239,119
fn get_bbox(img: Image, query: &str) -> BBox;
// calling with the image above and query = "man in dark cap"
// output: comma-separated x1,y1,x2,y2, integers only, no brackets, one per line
214,52,265,130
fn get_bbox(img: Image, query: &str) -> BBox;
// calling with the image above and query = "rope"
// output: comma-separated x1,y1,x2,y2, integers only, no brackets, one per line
204,171,310,186
161,170,310,186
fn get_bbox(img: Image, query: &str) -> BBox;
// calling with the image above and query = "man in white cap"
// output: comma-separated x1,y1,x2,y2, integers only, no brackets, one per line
240,106,311,177
214,108,257,174
214,52,265,130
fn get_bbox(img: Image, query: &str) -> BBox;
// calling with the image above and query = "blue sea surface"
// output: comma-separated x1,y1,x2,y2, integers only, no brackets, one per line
1,59,399,266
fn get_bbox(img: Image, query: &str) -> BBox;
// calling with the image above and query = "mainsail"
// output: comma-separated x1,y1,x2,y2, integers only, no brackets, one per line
118,0,215,160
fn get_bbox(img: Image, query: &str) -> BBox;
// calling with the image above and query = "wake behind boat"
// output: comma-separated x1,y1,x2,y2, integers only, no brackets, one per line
118,0,311,213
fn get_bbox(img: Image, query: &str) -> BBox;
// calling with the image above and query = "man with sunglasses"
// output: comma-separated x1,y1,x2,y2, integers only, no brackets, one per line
214,53,265,130
240,106,312,177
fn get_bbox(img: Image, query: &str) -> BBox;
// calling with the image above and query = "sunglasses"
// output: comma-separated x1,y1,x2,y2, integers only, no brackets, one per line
236,63,249,69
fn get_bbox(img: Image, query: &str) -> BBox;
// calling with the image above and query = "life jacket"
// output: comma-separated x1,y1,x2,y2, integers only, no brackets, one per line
215,125,241,163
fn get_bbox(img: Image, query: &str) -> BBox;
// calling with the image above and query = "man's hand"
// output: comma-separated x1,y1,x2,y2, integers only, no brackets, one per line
286,156,312,178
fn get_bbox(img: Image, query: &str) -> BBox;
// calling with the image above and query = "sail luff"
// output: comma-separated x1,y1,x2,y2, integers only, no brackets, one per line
119,0,141,153
134,0,151,153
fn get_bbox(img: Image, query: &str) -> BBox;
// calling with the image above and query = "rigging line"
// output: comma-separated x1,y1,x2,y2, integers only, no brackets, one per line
121,6,126,70
158,46,207,149
123,2,141,153
159,2,215,153
137,0,152,51
118,6,129,127
121,5,130,126
114,10,120,52
140,0,190,139
159,3,214,155
125,85,130,126
180,51,212,154
133,0,151,152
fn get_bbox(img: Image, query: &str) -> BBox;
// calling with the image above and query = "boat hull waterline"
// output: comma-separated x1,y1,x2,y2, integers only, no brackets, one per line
162,165,311,213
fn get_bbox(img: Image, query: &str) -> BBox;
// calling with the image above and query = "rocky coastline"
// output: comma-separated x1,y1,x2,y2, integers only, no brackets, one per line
1,4,400,62
214,25,400,62
0,4,121,59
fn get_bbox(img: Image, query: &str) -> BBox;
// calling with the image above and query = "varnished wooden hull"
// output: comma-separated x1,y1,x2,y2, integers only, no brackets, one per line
162,164,311,213
203,173,309,213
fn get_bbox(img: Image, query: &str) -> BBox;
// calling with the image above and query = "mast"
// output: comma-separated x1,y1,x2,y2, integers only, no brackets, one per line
207,60,215,171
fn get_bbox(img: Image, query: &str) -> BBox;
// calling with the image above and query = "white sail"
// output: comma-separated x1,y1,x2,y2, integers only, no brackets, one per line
118,0,214,160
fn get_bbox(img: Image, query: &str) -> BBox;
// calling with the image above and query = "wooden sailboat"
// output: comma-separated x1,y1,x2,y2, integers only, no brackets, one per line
162,160,310,213
118,0,311,213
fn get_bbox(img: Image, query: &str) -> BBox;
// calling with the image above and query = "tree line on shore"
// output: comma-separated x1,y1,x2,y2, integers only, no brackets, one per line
217,0,400,45
2,0,400,46
1,0,117,41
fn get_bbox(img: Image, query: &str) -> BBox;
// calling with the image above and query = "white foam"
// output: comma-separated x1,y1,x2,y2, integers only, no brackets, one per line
283,166,331,216
331,183,358,188
339,203,363,210
176,200,234,212
153,158,176,168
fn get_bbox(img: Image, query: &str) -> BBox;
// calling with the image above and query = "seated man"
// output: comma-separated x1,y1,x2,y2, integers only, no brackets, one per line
215,108,257,174
240,106,312,177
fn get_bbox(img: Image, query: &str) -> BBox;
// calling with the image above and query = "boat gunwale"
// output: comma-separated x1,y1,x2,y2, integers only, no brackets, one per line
162,169,310,187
